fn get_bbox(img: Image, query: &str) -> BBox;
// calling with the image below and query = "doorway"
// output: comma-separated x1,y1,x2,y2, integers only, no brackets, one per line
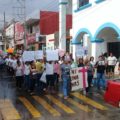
108,42,120,58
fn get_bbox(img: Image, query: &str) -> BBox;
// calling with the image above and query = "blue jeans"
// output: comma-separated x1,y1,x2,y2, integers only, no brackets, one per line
62,75,71,97
97,73,106,89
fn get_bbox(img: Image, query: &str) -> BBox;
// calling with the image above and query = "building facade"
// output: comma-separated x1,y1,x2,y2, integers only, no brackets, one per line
0,33,4,50
40,10,72,51
5,23,15,48
15,22,24,51
26,19,46,50
72,0,120,60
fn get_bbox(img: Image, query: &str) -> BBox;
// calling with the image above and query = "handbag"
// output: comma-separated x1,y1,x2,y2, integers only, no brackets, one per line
40,71,46,83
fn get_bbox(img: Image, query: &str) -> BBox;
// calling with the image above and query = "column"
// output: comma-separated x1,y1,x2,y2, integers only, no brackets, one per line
59,0,68,50
91,42,97,61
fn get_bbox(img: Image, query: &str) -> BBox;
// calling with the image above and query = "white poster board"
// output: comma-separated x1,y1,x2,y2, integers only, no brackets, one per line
22,51,35,62
35,50,43,60
46,50,59,61
76,47,85,57
70,67,88,91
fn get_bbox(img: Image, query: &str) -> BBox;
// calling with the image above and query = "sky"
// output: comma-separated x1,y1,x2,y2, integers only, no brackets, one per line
0,0,59,27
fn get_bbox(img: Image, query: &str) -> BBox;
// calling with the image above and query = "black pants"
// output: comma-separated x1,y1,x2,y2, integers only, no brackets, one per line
46,75,54,87
86,75,93,92
54,73,59,85
30,74,37,92
16,76,23,88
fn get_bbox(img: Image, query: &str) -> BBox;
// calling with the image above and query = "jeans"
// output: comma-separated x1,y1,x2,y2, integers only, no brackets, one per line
62,75,71,97
97,73,106,89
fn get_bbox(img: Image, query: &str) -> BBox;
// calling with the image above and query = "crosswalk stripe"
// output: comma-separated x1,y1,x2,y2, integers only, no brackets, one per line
58,94,91,112
19,97,41,118
32,96,61,117
46,95,75,114
71,92,108,110
0,99,21,120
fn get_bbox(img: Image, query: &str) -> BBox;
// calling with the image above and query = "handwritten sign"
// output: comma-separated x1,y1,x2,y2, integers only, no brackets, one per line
35,50,43,60
46,50,59,61
70,67,88,91
22,51,35,62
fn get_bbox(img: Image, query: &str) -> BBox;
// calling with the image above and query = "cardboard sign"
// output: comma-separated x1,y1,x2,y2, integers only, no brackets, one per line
76,46,88,57
22,51,35,62
35,50,43,60
46,50,59,61
70,67,88,91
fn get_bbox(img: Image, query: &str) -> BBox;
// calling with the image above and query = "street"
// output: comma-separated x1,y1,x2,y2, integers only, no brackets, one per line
0,68,120,120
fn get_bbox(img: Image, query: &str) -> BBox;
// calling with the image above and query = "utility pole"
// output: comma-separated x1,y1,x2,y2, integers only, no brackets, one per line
3,12,6,51
13,0,27,49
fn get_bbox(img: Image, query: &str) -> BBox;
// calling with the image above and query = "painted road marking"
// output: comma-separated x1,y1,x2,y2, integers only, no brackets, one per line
46,95,75,114
0,99,21,120
33,96,61,117
58,94,91,112
71,92,108,110
19,97,41,118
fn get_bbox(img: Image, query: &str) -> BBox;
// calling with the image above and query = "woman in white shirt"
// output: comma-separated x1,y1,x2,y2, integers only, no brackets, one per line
15,60,23,89
46,61,54,93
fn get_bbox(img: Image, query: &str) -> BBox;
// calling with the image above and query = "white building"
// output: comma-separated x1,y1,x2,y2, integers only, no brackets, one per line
5,23,15,48
72,0,120,60
0,33,4,50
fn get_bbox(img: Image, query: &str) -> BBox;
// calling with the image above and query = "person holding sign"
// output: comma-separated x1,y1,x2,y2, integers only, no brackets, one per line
46,61,55,93
60,59,71,99
30,61,38,95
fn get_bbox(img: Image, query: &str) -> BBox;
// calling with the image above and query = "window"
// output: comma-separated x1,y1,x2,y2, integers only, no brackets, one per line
79,0,89,7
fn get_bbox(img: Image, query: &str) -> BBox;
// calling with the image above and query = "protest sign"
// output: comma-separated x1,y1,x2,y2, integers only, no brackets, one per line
70,67,88,91
22,51,35,62
76,47,85,57
46,50,59,61
35,50,43,60
58,49,65,57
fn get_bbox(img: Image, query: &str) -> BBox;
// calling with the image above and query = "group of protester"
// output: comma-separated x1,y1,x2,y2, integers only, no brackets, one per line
0,51,118,99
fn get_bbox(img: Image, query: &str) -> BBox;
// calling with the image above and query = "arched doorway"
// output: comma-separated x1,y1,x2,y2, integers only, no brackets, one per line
94,23,120,58
72,28,93,57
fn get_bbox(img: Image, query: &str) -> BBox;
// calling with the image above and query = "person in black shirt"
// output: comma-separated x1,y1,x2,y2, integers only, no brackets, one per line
95,56,106,90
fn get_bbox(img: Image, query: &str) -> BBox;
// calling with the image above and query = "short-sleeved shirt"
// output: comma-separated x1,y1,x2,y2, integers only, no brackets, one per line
46,63,54,75
107,56,117,66
61,64,71,77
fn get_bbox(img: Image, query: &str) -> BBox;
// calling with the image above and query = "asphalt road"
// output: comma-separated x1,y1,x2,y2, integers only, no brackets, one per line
0,67,120,120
